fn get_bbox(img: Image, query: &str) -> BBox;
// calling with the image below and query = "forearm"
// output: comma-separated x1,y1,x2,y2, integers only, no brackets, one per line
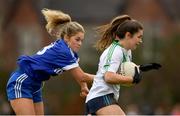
69,67,94,84
74,73,93,88
84,73,94,83
104,72,133,84
72,74,86,87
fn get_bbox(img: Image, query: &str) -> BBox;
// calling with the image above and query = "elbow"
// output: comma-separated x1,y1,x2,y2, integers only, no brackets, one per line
104,73,112,83
104,77,110,83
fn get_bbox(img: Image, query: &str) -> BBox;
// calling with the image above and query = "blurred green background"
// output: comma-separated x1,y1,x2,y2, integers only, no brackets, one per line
0,0,180,115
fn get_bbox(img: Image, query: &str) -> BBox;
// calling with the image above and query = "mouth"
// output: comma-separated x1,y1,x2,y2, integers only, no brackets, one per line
76,46,80,49
136,42,141,46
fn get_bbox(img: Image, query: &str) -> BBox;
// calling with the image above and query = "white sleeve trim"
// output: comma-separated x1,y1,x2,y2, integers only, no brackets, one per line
62,62,79,70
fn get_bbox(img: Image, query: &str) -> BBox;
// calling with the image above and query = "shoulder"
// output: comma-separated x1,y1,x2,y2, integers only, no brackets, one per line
55,39,68,50
104,44,123,54
111,46,123,61
55,40,79,60
102,45,123,61
55,40,72,55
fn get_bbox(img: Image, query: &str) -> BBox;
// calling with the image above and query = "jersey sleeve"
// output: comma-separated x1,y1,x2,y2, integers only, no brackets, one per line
104,47,123,73
56,50,79,71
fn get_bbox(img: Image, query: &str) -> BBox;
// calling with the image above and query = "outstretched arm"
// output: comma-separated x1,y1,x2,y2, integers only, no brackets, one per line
69,67,94,83
84,73,94,83
69,67,94,97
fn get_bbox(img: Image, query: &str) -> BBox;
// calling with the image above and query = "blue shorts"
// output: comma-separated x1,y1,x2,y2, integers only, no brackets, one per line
85,93,118,115
6,69,43,103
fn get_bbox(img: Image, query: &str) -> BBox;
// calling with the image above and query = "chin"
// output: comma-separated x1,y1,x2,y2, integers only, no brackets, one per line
74,49,79,52
132,46,137,50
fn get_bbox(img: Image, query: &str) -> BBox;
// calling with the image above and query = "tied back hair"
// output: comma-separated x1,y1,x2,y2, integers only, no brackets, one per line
41,8,71,34
41,8,84,39
95,15,132,51
41,8,71,36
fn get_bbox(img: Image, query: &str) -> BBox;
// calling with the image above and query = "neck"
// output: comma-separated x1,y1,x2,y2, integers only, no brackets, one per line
119,40,129,50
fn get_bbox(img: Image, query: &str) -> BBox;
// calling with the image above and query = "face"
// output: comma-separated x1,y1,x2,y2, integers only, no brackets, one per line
127,30,143,50
65,32,84,52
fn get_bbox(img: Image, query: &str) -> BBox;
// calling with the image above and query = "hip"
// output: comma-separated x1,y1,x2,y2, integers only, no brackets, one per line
7,69,43,92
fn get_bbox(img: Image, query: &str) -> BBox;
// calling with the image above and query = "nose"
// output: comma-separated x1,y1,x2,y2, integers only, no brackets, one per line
78,41,82,46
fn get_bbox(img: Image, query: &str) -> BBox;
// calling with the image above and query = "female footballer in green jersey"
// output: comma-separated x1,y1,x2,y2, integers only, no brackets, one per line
85,15,161,115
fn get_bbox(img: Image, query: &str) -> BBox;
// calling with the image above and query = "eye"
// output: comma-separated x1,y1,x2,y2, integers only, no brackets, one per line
138,35,143,39
76,37,83,42
75,38,80,42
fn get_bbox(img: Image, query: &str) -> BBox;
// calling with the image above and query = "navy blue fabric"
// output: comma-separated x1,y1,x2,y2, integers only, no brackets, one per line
85,93,118,115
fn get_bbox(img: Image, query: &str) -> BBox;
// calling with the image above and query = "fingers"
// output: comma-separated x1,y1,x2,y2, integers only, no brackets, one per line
135,67,138,73
132,67,142,84
140,63,162,72
152,63,162,69
80,87,89,98
136,66,140,73
80,91,88,98
80,92,87,98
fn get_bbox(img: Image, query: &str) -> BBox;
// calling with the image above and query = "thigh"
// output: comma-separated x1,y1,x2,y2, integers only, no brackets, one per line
34,102,44,115
10,98,35,115
96,104,125,115
32,83,44,114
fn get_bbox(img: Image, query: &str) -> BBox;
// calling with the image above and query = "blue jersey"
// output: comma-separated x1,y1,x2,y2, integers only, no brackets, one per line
17,39,79,81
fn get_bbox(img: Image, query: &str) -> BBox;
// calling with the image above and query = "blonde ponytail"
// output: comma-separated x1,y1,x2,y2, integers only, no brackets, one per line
41,8,71,34
41,8,84,39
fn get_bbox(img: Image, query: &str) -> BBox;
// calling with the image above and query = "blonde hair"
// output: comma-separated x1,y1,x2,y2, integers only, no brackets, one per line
95,15,143,51
41,8,84,39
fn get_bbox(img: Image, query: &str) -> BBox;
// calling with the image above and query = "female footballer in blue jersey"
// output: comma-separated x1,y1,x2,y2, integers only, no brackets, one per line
6,8,94,115
85,15,161,115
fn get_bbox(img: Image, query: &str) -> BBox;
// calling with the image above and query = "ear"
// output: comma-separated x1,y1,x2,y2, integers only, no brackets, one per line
64,34,69,41
125,32,133,39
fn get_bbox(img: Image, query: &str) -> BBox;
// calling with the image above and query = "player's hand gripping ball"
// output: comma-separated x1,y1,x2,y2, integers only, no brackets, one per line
120,61,141,86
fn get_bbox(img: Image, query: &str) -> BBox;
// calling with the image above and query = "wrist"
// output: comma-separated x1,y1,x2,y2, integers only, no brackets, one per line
80,82,88,89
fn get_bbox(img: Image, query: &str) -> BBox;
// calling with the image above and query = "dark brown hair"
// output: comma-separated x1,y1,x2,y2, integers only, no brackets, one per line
95,15,143,51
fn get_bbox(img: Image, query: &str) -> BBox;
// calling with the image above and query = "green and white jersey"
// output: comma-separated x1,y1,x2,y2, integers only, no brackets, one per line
86,40,132,102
